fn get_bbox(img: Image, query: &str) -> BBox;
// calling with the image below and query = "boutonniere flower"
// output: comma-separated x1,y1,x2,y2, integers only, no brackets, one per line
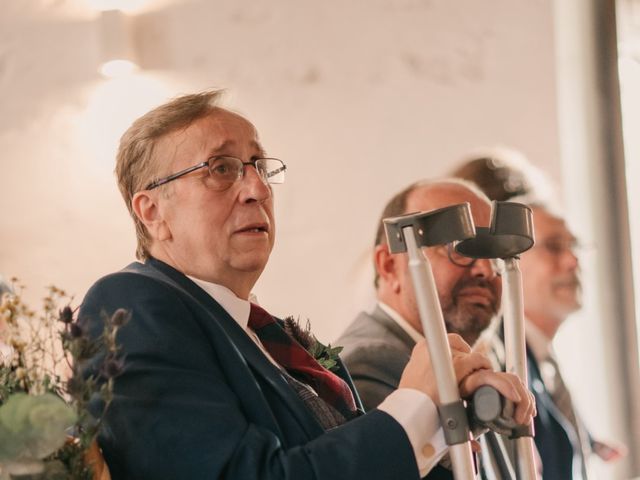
283,317,343,373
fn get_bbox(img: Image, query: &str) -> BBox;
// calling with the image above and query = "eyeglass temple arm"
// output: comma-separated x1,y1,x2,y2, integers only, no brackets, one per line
265,164,287,179
147,162,209,190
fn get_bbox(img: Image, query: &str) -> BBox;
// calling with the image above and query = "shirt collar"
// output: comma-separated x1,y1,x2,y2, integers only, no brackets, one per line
525,319,554,361
378,301,424,344
187,276,252,330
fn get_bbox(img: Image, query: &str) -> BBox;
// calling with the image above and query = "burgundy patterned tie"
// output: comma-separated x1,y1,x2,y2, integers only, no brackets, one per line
248,303,356,415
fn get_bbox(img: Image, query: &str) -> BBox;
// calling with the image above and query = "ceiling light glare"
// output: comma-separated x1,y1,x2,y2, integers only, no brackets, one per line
99,59,138,78
88,0,148,13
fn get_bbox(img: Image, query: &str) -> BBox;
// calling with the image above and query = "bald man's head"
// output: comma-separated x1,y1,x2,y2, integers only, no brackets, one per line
374,179,501,345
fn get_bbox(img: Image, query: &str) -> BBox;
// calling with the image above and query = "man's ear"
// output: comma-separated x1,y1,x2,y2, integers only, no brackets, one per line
132,191,171,242
374,244,401,293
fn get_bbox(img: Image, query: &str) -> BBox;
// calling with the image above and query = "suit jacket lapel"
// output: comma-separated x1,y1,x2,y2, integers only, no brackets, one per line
140,258,325,439
334,356,365,414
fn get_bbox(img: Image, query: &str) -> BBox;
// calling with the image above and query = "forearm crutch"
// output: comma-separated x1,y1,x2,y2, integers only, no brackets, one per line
455,201,538,480
383,204,478,480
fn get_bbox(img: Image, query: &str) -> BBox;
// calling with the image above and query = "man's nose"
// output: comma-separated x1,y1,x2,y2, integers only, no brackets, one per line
239,164,272,203
560,249,580,271
469,258,496,279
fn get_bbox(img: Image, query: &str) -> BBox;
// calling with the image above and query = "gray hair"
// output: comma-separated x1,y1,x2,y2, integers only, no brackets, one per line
115,90,226,260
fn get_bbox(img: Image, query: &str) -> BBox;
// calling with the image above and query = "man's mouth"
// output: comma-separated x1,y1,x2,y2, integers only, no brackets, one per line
553,276,581,290
235,223,269,234
457,287,495,306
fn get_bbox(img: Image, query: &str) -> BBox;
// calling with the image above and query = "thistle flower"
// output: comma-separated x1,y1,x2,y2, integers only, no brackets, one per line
100,355,125,379
58,306,73,324
283,317,314,350
110,308,131,327
69,323,84,339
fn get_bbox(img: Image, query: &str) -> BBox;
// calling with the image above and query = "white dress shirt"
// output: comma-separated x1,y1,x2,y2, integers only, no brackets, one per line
524,320,554,364
188,276,447,476
378,301,425,344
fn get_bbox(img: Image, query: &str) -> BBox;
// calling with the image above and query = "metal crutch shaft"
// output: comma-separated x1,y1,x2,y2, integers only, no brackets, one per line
454,202,538,479
403,227,477,480
502,257,538,480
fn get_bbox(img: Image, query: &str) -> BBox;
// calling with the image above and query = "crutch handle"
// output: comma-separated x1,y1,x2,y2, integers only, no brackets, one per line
468,385,534,438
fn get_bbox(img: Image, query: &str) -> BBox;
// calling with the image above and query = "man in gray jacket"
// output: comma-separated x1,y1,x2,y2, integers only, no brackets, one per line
338,179,501,409
337,179,513,479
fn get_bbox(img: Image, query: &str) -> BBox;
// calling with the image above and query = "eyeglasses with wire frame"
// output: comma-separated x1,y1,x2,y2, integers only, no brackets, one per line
144,156,287,191
432,243,502,274
537,237,585,257
431,243,480,268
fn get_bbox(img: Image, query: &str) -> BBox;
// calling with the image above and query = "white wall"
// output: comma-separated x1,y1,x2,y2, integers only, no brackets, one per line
1,0,561,330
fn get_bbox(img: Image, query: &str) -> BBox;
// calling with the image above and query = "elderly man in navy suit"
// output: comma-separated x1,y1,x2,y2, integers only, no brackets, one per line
79,91,534,480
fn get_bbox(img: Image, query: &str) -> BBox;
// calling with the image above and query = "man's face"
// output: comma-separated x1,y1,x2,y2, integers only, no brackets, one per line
520,208,581,326
400,184,502,344
147,109,275,296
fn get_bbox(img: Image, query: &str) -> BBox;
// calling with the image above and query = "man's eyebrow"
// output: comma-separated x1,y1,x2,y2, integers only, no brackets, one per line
251,140,267,156
545,233,577,243
206,140,266,157
206,140,232,157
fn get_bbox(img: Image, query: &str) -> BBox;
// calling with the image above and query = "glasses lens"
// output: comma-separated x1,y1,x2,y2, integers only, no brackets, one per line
542,238,583,256
259,159,286,184
448,244,476,267
208,157,243,190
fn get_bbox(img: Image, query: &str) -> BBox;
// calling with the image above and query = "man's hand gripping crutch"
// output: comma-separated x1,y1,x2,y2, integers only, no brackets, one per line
384,204,535,479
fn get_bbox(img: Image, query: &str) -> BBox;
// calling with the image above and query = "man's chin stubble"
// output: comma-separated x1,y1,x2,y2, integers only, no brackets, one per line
444,304,495,345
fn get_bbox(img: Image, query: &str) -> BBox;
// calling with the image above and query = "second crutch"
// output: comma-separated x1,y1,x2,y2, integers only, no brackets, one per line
455,201,538,480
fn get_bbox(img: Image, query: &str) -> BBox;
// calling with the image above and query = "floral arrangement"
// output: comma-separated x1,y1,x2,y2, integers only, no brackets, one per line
0,282,125,480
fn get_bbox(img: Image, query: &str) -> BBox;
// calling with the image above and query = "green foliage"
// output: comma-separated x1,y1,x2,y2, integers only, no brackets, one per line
0,393,76,462
282,316,343,373
0,283,127,479
308,339,343,372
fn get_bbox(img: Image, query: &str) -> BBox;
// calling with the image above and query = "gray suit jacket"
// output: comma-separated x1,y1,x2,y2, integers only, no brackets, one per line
337,306,517,480
337,307,460,480
336,307,414,411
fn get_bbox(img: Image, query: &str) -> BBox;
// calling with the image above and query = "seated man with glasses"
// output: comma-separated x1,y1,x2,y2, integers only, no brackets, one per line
78,91,534,480
512,202,624,479
337,179,522,479
513,203,591,479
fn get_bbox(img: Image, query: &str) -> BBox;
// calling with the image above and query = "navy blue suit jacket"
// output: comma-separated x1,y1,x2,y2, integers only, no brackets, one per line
79,258,420,480
527,347,580,480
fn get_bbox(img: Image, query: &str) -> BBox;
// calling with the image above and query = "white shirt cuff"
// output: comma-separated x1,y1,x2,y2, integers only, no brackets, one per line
378,388,447,477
